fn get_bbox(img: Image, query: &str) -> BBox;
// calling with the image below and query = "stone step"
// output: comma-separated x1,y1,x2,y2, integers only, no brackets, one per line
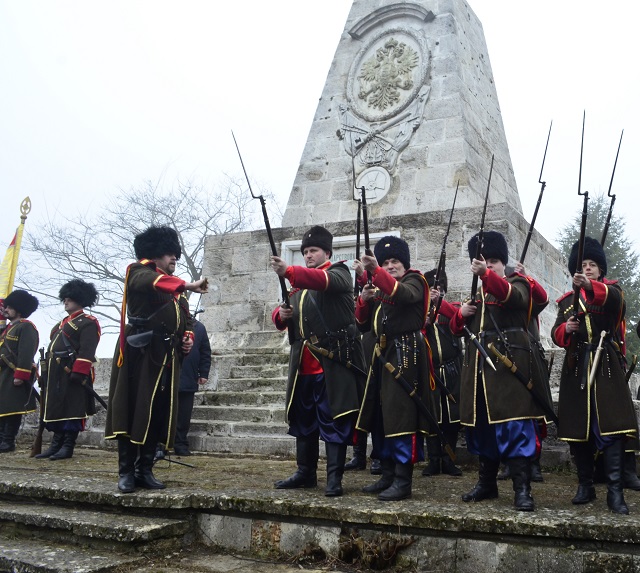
190,419,288,437
0,537,144,573
189,433,295,456
229,364,288,379
237,353,289,366
191,404,286,424
198,390,285,406
0,500,189,546
215,376,287,392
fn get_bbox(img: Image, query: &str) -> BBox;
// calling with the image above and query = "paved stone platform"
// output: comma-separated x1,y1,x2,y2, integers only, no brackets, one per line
1,441,640,572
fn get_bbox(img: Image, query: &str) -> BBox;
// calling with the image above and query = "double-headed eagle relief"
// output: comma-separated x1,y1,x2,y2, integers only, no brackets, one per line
340,26,431,203
358,38,419,112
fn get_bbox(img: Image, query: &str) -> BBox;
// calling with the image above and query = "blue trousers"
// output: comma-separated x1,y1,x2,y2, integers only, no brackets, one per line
288,374,354,445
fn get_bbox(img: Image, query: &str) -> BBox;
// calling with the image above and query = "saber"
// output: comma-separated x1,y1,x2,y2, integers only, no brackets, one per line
587,330,608,389
305,341,368,379
58,360,108,410
374,346,455,461
488,343,559,426
463,325,497,372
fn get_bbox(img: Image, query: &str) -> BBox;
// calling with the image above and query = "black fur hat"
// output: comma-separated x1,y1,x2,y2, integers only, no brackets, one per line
467,231,508,265
59,279,99,308
568,236,607,277
4,290,39,318
133,226,181,260
424,268,448,293
374,236,410,270
300,226,333,256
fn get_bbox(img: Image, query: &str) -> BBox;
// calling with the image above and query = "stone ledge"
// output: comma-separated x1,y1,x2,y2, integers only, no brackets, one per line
0,500,190,543
0,537,144,573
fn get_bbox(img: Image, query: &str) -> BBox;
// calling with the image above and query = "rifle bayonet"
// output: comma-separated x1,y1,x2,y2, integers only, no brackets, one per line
601,129,623,247
520,121,552,264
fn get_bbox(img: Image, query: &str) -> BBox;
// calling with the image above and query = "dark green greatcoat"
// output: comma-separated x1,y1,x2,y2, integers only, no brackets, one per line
356,270,437,437
105,261,192,446
552,280,637,442
0,320,38,417
280,261,364,422
43,311,100,423
426,303,462,424
457,274,552,426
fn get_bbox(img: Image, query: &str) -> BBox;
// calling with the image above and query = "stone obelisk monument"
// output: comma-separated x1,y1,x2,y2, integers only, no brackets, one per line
201,0,567,353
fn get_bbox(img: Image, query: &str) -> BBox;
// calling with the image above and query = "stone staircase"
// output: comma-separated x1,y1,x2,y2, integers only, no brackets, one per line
187,344,293,456
0,474,193,573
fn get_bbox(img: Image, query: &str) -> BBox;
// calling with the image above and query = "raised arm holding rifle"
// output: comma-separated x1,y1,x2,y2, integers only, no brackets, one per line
269,226,365,498
551,116,635,515
450,227,552,512
355,235,440,502
552,237,636,515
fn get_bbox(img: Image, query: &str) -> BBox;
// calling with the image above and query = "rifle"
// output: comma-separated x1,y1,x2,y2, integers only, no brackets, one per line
601,129,623,247
30,347,47,457
231,130,294,344
568,112,589,369
360,186,374,286
464,156,497,372
470,155,494,302
520,121,552,264
428,181,459,322
354,199,362,297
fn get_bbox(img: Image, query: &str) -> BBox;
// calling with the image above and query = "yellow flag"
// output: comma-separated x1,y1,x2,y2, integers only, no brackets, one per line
0,197,31,299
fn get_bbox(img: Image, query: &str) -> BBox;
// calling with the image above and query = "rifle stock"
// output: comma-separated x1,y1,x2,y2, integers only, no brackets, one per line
231,131,294,344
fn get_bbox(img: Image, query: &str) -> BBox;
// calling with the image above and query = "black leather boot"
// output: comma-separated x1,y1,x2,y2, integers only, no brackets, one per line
441,428,462,476
50,431,79,460
362,458,395,493
0,419,5,445
496,464,511,480
325,442,347,497
117,438,137,493
571,442,596,504
530,456,544,482
462,456,499,502
134,441,166,489
508,457,534,511
344,431,367,471
421,436,441,476
0,415,21,453
378,462,413,501
274,437,319,489
604,440,629,515
623,452,640,490
35,432,65,459
370,458,382,475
